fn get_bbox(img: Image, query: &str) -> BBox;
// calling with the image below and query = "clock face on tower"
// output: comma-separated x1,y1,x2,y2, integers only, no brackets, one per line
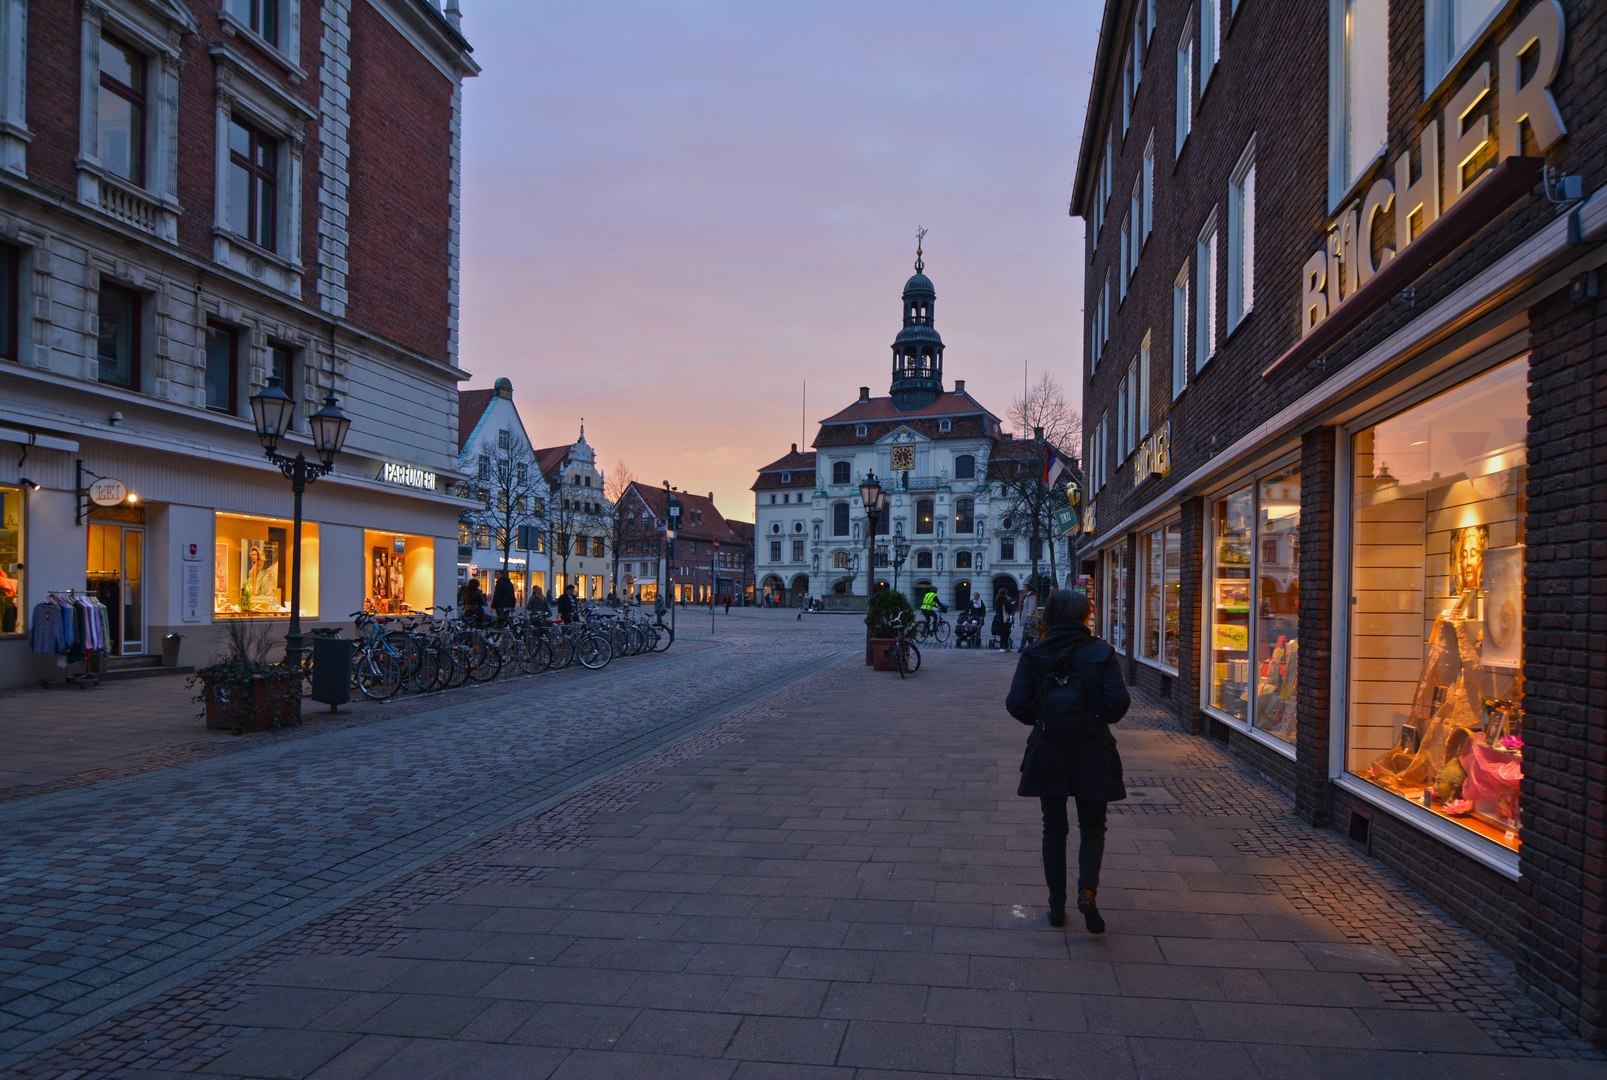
891,446,914,471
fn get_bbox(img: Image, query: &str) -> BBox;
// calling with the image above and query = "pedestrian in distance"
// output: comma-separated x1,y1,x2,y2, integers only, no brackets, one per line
491,571,516,621
723,596,731,614
1018,587,1039,653
463,577,488,625
557,585,578,624
1005,589,1130,934
993,587,1016,651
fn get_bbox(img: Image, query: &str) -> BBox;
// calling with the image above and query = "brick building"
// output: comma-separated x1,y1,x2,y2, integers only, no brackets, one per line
613,482,749,607
0,0,477,685
1071,0,1605,1039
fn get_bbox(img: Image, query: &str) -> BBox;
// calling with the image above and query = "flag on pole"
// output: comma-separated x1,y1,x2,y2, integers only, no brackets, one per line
1043,445,1065,486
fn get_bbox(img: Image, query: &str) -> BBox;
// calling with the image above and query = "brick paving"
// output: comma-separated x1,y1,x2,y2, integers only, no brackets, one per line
5,621,1606,1078
0,611,852,1067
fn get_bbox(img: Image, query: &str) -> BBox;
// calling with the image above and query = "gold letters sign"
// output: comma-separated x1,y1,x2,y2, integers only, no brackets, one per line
1133,421,1171,485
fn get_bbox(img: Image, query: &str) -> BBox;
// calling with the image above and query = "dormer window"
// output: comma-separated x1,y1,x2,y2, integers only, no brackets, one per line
781,472,791,484
938,419,952,433
855,425,868,438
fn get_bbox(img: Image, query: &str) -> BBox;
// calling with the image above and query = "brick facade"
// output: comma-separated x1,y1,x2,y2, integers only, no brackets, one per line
1070,0,1607,1042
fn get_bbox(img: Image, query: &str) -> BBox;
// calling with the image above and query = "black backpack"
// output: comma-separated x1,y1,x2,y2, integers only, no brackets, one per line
1035,642,1104,745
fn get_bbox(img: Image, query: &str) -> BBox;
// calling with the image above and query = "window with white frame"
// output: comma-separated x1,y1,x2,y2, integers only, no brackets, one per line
1176,10,1194,156
1138,332,1151,439
1201,0,1219,87
1120,214,1131,299
1424,0,1502,90
1130,175,1143,274
1330,0,1390,205
1142,134,1154,242
77,3,189,241
1133,12,1145,87
1196,212,1218,369
1127,358,1141,454
1148,0,1157,43
1122,52,1134,135
1172,261,1189,399
210,47,314,294
1117,375,1129,461
1228,138,1256,330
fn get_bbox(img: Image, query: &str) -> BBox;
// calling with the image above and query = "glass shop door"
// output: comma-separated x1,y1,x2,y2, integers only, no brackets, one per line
87,522,144,655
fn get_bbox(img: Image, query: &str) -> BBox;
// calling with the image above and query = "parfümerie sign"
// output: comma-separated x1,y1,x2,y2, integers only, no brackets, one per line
1299,1,1566,338
381,462,437,491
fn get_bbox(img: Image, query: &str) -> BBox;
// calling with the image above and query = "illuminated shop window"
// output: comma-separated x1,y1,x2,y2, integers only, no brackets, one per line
364,531,434,615
214,512,317,618
1140,521,1182,669
0,485,21,636
1349,358,1527,852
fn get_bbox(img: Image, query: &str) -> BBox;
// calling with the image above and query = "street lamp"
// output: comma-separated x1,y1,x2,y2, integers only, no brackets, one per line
891,534,910,593
248,376,351,667
860,472,885,664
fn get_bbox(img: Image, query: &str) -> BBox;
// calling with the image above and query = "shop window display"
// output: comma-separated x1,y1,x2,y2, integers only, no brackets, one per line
1140,522,1182,668
1105,545,1129,652
0,485,21,635
1349,359,1527,851
364,532,433,614
1208,469,1300,742
214,513,318,617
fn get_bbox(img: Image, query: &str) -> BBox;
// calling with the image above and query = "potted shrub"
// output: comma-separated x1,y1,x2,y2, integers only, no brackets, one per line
864,589,913,671
192,620,302,734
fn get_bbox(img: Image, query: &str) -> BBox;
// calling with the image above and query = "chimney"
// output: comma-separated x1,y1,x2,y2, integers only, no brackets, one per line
708,492,714,501
955,379,965,393
859,387,870,402
1034,425,1044,440
790,443,797,453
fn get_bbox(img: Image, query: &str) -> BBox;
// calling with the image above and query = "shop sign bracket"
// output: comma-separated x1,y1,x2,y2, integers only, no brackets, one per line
76,459,133,525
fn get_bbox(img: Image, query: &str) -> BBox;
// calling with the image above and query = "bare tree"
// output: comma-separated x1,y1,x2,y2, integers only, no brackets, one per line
605,461,639,590
1008,371,1083,451
465,439,547,577
996,373,1084,593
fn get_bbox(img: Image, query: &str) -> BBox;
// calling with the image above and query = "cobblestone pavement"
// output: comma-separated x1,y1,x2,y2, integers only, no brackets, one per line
0,610,856,1067
10,634,1606,1079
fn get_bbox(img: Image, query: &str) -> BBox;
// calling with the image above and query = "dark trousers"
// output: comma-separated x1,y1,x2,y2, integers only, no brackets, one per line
1039,797,1107,905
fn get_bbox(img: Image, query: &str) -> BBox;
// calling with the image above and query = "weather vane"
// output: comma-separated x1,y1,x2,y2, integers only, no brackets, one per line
915,226,927,272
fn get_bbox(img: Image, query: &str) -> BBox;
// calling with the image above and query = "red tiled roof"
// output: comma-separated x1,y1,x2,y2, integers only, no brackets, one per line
818,389,999,427
532,445,573,481
457,389,495,451
620,482,744,545
756,447,817,474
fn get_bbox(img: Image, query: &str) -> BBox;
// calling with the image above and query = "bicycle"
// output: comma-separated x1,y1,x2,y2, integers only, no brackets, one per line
914,613,950,646
888,615,922,678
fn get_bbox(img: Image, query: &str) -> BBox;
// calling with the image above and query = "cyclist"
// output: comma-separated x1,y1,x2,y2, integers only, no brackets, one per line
920,586,941,635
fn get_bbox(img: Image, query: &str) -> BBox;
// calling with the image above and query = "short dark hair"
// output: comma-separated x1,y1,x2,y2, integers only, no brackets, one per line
1043,589,1090,629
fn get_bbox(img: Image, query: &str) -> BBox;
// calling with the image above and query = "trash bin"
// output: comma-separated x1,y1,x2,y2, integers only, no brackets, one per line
311,637,352,708
161,634,182,667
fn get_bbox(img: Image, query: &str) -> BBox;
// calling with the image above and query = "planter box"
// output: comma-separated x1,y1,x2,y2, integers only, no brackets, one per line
870,638,898,671
201,670,301,733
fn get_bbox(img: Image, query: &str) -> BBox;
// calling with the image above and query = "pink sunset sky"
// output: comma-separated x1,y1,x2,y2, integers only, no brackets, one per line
456,1,1097,521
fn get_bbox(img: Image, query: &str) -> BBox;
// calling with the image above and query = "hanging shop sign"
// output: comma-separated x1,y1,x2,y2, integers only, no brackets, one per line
1268,1,1565,381
88,477,128,506
381,462,438,491
1054,505,1082,536
1133,422,1171,485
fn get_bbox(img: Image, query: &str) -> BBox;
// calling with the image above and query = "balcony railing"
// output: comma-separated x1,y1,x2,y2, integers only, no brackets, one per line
98,178,158,234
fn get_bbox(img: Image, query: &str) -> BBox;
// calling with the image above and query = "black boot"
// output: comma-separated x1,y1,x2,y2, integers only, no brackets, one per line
1077,888,1105,934
1042,836,1067,927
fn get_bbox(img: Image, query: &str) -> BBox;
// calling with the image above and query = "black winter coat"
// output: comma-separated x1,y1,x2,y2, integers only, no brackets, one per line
1005,624,1131,802
492,577,517,611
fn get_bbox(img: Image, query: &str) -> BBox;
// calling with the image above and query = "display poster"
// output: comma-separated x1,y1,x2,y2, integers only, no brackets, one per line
1481,544,1524,669
214,542,229,599
181,562,203,622
241,540,281,608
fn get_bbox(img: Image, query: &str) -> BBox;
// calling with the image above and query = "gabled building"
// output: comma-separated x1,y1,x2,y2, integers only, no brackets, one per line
455,378,549,604
534,426,612,602
754,250,1076,610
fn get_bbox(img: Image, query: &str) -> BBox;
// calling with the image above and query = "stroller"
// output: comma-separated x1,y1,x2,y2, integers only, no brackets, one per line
988,612,1015,651
954,612,983,649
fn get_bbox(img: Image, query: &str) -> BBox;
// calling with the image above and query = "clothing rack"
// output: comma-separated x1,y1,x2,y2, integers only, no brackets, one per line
39,588,100,689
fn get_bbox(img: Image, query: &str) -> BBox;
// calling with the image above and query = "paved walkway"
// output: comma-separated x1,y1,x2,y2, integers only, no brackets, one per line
7,626,1602,1078
0,611,852,1068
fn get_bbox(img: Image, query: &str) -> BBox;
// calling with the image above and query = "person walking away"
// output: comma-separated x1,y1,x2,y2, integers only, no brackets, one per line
1005,589,1130,933
920,586,940,635
491,571,516,622
463,577,488,625
1019,587,1039,652
557,584,578,624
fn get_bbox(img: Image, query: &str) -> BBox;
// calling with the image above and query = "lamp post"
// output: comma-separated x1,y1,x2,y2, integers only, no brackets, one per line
891,534,910,593
859,472,884,664
248,376,351,666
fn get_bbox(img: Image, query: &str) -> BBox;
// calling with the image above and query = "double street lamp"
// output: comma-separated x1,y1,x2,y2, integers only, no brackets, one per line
248,376,352,666
860,472,888,664
889,534,910,593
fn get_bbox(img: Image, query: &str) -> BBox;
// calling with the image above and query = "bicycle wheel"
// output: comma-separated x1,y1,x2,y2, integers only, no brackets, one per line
651,623,675,652
577,631,611,669
895,642,908,678
903,640,921,674
358,648,403,700
935,619,951,643
447,642,473,688
467,634,502,682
